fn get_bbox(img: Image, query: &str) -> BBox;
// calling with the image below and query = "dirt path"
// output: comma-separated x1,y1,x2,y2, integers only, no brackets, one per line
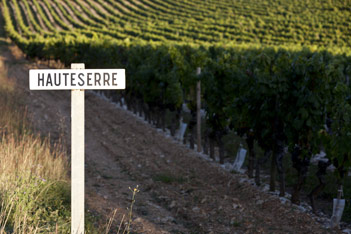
0,19,339,234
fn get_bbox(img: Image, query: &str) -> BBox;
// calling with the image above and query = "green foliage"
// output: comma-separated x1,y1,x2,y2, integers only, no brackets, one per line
1,175,70,233
153,173,186,184
2,0,351,222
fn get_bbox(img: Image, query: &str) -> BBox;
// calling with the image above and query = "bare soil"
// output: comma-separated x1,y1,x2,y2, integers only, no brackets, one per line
0,23,340,234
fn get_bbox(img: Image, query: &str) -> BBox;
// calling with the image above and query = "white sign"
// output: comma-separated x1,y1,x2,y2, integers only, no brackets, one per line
29,64,126,234
29,69,125,90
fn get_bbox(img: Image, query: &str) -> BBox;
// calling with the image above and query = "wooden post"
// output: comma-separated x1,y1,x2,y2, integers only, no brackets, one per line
71,63,85,234
196,67,202,152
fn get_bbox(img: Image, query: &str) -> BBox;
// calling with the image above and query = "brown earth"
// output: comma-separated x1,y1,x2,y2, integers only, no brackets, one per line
0,22,340,234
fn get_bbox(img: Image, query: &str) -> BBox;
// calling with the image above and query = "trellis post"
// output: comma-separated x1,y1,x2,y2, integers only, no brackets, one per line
196,67,202,152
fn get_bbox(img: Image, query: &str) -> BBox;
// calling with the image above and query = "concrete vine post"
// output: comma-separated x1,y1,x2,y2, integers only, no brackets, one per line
196,67,202,153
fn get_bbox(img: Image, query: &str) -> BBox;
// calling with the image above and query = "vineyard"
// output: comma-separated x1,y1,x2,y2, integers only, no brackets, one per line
2,0,351,47
2,0,351,230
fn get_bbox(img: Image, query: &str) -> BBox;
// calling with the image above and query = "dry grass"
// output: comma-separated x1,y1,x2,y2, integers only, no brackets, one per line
0,134,68,182
0,47,67,184
0,60,71,233
0,60,26,137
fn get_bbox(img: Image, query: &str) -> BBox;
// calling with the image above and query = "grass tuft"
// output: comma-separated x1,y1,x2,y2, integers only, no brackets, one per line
153,174,186,184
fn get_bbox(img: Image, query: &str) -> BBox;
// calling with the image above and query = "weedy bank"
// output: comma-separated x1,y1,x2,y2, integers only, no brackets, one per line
0,44,75,233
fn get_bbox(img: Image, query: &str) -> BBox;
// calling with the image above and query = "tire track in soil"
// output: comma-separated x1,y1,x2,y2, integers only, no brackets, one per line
46,0,73,29
38,1,63,31
18,1,35,32
0,17,339,233
27,1,50,32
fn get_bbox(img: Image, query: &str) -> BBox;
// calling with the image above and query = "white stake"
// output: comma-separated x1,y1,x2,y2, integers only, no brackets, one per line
71,63,85,234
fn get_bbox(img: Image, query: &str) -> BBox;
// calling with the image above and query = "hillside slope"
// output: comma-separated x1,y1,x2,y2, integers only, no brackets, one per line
3,0,351,47
0,28,340,234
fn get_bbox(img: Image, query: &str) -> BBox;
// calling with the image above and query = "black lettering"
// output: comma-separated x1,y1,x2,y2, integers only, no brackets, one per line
95,73,101,86
78,73,84,86
53,73,61,86
46,73,53,86
71,73,76,86
87,73,92,86
63,73,69,86
112,73,118,86
103,73,110,86
38,73,45,86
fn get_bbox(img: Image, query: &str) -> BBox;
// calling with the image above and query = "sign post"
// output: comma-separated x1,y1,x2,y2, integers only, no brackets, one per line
71,63,85,233
29,64,125,234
